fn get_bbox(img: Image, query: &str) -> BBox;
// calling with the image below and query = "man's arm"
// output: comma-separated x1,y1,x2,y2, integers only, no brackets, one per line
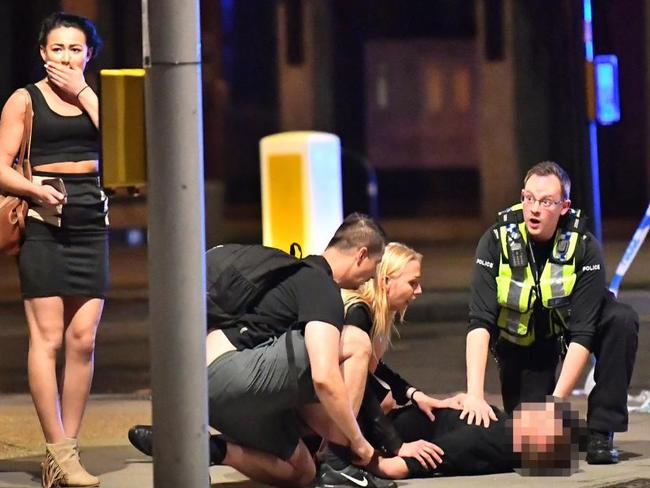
304,320,373,464
554,234,607,396
461,328,498,427
553,342,590,397
461,229,500,427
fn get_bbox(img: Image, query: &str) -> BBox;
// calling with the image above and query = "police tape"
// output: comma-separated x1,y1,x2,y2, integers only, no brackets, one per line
628,390,650,413
609,202,650,297
573,202,650,401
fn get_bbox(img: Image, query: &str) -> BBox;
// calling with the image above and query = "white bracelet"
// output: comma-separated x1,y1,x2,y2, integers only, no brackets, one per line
408,389,421,402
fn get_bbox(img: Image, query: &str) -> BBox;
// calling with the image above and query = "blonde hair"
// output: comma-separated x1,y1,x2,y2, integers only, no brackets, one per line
342,242,422,359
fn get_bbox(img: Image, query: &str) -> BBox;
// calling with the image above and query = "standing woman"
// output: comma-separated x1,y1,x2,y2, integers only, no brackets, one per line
0,12,106,488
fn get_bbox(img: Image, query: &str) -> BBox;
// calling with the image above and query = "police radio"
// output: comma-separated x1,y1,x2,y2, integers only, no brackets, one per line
506,227,528,268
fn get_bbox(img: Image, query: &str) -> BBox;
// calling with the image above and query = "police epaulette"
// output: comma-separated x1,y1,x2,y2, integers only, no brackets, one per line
497,207,524,225
550,209,587,265
561,209,587,234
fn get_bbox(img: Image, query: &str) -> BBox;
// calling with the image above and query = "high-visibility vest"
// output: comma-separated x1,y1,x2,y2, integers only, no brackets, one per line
495,203,584,346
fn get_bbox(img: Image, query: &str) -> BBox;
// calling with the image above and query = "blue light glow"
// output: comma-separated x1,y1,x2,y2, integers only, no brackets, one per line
588,122,602,241
584,0,602,241
583,0,592,22
594,55,621,125
583,0,594,61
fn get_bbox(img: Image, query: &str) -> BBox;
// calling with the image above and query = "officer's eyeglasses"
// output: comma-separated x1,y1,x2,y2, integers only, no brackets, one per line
521,191,564,209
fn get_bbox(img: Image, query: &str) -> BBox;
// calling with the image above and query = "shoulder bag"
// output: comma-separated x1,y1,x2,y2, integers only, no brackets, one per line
0,90,34,256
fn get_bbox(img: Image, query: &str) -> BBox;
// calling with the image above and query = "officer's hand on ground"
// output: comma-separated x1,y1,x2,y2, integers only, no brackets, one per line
459,394,498,428
350,435,374,466
397,439,444,469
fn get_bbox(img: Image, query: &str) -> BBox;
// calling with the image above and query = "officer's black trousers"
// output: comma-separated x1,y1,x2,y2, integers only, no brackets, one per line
495,291,638,432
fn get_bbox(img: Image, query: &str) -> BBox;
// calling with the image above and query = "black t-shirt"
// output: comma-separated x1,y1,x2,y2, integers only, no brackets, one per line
390,406,514,476
468,219,606,350
224,255,344,350
345,302,413,404
345,302,373,334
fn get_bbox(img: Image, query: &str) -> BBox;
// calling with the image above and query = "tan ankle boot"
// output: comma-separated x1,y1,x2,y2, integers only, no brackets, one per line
42,439,100,488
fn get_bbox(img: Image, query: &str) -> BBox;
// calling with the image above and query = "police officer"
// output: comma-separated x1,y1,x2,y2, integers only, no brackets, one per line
460,161,638,464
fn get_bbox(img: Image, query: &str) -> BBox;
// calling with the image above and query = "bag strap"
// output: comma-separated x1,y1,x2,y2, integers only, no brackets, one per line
14,90,33,181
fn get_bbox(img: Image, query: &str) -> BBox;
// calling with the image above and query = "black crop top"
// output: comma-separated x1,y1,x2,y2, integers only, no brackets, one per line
25,84,99,166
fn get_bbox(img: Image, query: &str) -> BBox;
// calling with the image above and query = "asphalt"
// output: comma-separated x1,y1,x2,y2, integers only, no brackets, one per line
1,226,649,487
1,393,649,488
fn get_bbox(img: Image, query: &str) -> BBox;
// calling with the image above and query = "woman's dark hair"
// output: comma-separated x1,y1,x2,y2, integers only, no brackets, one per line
38,12,103,60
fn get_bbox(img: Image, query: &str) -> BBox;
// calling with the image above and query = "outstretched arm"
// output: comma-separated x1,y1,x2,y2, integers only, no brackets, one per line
461,228,501,428
553,342,590,398
554,233,606,397
460,328,498,427
359,379,443,471
304,320,373,465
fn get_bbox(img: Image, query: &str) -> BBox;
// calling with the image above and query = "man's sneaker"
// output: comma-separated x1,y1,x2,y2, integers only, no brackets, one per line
586,431,619,464
128,424,153,456
316,462,397,488
128,425,226,465
208,434,227,465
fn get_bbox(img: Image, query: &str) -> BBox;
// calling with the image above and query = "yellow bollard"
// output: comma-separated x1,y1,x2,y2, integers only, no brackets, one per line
260,131,343,255
100,69,147,191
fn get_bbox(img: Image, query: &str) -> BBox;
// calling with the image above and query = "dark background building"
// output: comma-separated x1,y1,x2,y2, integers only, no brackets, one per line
0,0,648,238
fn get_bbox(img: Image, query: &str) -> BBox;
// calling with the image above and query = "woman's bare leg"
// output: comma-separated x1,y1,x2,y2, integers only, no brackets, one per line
60,297,104,438
24,297,66,443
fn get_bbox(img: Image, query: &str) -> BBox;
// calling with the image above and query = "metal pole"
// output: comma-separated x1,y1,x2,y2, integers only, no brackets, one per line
144,1,210,487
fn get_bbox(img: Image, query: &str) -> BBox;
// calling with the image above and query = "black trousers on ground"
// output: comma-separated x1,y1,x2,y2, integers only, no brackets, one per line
495,291,639,432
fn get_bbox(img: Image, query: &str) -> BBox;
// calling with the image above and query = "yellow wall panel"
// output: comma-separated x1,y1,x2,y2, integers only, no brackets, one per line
266,154,304,253
260,132,342,254
100,69,147,189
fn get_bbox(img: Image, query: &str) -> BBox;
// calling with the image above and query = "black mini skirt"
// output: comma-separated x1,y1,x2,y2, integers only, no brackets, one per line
18,171,109,299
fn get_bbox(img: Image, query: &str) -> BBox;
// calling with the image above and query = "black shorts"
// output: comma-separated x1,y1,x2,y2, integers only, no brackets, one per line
18,171,109,299
207,330,316,460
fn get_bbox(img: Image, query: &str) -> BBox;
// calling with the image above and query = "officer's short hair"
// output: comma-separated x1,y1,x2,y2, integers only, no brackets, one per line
326,213,386,256
524,161,571,200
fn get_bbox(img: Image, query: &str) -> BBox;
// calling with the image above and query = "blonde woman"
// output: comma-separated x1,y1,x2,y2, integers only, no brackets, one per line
341,242,464,472
342,242,462,416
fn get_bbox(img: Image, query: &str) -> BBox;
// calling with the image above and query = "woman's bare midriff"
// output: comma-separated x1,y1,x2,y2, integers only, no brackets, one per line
34,160,98,173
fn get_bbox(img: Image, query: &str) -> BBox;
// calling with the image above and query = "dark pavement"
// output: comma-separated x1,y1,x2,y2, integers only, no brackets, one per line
1,230,649,486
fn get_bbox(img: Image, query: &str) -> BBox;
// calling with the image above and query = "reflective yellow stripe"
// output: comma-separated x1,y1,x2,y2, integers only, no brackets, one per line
498,225,509,262
496,218,535,344
495,204,580,346
497,307,535,345
540,231,578,308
